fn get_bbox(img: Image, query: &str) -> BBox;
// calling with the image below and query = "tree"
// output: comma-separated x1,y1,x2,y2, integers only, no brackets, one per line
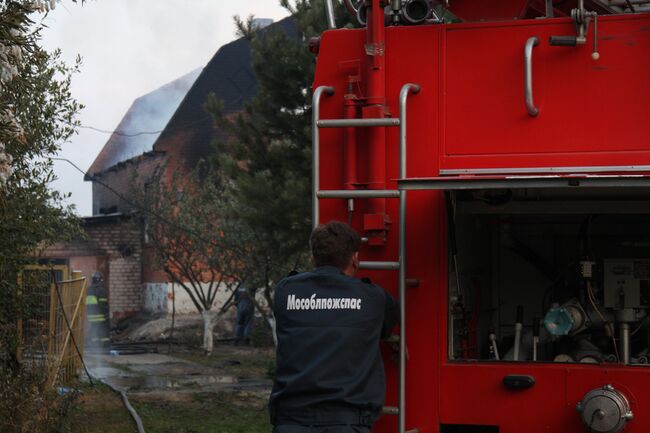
0,0,82,370
205,0,355,337
135,168,241,355
0,1,83,431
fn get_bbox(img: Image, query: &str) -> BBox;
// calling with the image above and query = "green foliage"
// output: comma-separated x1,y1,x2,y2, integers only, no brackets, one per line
0,1,82,371
206,1,355,299
0,8,82,429
0,367,79,433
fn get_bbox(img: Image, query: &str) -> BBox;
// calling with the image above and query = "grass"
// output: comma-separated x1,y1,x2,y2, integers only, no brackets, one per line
68,346,275,433
69,387,271,433
133,392,270,433
173,345,276,380
68,384,135,433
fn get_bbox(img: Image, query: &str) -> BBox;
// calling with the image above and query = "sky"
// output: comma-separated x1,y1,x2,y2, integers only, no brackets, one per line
40,0,290,216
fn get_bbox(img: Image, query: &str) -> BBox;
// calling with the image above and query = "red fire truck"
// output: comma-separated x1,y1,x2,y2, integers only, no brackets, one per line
311,1,650,432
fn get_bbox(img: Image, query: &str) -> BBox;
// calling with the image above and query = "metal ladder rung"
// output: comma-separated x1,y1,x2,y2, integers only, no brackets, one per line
317,118,400,128
317,189,400,199
382,406,400,415
360,261,400,270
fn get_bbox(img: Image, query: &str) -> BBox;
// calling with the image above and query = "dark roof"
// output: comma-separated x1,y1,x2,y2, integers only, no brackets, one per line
152,16,298,167
87,16,297,176
87,68,202,176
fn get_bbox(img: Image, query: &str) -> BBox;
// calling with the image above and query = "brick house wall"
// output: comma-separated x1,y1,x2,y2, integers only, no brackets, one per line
41,214,143,324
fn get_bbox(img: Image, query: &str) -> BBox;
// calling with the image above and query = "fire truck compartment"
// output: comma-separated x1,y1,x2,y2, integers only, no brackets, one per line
445,184,650,366
441,14,650,174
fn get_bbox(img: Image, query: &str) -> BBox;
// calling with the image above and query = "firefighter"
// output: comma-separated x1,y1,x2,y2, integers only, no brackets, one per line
234,284,255,346
85,271,110,351
269,221,398,433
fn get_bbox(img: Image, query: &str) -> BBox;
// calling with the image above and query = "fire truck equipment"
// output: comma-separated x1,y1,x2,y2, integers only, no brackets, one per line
340,0,442,26
488,327,500,360
313,0,650,431
513,305,524,361
544,299,590,336
548,0,601,60
544,305,577,336
576,385,633,433
532,317,540,361
401,0,433,24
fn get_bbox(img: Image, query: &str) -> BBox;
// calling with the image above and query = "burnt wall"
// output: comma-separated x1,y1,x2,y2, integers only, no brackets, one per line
91,152,165,216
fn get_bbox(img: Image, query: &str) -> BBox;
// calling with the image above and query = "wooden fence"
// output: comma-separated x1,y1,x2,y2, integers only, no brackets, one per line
18,267,88,387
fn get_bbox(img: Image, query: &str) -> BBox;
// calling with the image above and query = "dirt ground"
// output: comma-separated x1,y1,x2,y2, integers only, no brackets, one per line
71,345,275,433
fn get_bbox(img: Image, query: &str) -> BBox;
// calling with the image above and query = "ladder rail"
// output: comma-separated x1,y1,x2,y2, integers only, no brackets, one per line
398,83,420,433
312,86,335,230
312,83,420,433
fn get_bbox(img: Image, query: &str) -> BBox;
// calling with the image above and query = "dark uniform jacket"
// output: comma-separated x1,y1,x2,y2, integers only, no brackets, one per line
269,266,398,427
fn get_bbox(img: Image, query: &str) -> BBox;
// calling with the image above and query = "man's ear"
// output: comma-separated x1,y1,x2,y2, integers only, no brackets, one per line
352,251,360,268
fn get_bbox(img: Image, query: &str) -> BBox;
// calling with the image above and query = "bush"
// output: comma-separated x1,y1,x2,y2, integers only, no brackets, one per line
0,365,78,433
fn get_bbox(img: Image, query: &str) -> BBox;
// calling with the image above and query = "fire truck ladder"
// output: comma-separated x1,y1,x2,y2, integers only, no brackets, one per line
312,83,420,433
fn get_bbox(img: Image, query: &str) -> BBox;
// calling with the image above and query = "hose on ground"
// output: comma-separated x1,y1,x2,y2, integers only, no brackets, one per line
93,375,146,433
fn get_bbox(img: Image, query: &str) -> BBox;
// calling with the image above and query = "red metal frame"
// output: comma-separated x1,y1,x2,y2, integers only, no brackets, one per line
313,10,650,433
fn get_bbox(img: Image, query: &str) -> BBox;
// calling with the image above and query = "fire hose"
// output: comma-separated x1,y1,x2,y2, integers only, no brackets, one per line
93,375,146,433
52,281,146,433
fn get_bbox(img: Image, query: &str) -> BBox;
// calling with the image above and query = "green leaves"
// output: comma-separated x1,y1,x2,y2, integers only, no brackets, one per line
0,1,82,370
203,1,356,291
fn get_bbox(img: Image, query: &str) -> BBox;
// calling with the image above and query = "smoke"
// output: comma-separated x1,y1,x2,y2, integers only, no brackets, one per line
98,68,201,171
39,0,289,215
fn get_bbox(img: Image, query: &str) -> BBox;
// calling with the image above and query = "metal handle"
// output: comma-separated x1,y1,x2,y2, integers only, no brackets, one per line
524,36,540,117
312,86,335,228
325,0,336,29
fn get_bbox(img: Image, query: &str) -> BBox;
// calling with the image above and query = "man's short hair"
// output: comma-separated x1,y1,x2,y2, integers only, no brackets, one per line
310,221,361,269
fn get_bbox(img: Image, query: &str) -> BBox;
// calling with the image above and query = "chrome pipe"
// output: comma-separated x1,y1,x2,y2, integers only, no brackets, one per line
391,0,402,25
318,189,400,199
360,261,400,270
489,332,500,360
399,84,420,179
325,0,337,29
545,0,554,17
621,323,631,364
344,0,359,16
357,2,367,26
524,37,540,117
513,323,523,361
312,86,335,229
318,118,400,128
398,83,419,433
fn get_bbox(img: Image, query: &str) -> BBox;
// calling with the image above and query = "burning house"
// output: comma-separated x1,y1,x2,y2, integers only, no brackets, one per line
42,17,297,324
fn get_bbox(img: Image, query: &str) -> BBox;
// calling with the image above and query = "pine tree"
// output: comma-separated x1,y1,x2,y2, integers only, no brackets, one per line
205,0,355,332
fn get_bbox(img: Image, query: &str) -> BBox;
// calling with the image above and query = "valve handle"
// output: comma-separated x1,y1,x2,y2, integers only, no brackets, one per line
549,36,578,47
